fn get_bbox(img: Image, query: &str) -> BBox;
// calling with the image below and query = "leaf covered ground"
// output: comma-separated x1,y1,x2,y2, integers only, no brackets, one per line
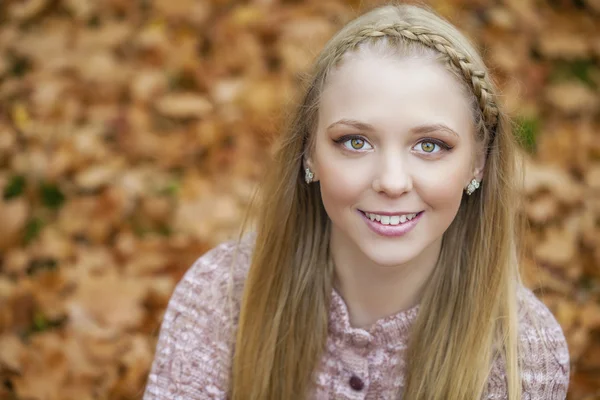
0,0,598,399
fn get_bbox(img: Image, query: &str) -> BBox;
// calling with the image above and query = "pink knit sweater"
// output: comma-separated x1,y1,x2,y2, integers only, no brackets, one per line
143,233,570,399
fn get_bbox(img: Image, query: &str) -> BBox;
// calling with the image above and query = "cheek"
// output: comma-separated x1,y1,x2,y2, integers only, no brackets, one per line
315,144,372,212
413,160,469,206
318,162,365,206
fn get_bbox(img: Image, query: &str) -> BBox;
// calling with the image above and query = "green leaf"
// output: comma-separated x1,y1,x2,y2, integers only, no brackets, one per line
29,312,66,335
157,224,172,237
39,182,65,209
23,217,43,244
3,175,26,200
87,15,101,28
168,71,197,91
159,180,180,196
515,116,540,154
10,56,31,78
32,312,48,332
26,258,58,275
550,60,597,88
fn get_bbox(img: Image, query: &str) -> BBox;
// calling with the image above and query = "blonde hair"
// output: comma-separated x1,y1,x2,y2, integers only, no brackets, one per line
231,4,523,399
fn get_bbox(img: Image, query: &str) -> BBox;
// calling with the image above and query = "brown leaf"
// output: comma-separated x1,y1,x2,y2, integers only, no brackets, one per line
154,0,211,23
76,51,129,86
2,249,29,276
8,0,49,21
0,199,28,250
0,58,7,78
112,334,154,397
76,22,132,51
545,82,599,115
123,251,169,276
31,78,68,118
62,0,98,20
134,23,170,53
0,126,17,157
537,33,590,60
505,0,542,30
579,341,600,370
12,333,69,400
566,325,590,363
525,194,559,223
155,92,214,119
140,196,172,224
0,334,26,373
585,0,600,13
534,227,577,267
585,164,600,190
144,276,176,307
174,190,242,243
68,271,148,331
130,69,168,103
523,158,584,204
30,227,74,261
580,302,600,330
74,161,123,191
277,17,335,75
522,258,572,294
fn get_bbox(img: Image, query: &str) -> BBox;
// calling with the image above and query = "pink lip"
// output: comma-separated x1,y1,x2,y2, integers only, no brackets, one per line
358,210,423,237
361,210,419,216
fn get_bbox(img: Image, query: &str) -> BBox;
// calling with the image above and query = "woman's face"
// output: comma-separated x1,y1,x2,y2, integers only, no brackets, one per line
308,51,483,268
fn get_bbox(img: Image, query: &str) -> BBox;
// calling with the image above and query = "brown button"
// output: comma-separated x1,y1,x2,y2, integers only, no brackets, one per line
349,375,364,391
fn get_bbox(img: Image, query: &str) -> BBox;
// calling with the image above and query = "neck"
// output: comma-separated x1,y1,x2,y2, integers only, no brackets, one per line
331,232,442,329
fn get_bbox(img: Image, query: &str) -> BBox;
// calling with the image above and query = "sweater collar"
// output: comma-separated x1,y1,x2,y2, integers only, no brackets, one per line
329,288,420,348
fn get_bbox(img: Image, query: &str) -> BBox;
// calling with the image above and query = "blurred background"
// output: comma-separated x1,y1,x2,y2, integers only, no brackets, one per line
0,0,598,399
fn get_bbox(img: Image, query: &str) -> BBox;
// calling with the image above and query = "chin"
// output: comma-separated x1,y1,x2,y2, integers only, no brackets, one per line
360,247,419,268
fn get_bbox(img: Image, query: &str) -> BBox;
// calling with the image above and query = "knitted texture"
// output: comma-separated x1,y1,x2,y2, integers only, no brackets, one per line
143,234,570,399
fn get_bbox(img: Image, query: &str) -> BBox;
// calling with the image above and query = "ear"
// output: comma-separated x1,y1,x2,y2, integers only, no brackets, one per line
472,150,486,182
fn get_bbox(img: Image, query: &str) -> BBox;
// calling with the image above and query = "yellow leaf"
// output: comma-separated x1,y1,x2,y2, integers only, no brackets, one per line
12,103,31,132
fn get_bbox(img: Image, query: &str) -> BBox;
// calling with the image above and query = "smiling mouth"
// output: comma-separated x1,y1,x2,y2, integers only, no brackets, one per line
359,210,424,226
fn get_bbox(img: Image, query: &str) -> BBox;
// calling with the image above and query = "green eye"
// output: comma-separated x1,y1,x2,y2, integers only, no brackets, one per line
337,136,373,151
350,138,365,149
420,142,435,153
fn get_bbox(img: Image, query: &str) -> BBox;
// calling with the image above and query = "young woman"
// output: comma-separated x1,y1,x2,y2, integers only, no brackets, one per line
144,4,569,399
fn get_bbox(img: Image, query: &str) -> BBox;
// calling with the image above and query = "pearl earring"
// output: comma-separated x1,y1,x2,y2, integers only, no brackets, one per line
466,178,480,195
305,168,314,184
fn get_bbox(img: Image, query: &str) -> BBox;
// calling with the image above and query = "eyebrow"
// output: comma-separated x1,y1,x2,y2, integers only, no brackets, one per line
326,119,460,138
411,123,460,139
326,119,376,132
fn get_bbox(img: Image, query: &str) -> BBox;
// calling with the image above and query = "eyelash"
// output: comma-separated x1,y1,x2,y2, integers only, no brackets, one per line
333,135,453,153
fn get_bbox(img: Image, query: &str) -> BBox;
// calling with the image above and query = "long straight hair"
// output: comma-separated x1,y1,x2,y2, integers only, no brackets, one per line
231,4,523,399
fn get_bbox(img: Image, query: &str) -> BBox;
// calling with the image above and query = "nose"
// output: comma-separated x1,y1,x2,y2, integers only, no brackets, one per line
372,154,413,197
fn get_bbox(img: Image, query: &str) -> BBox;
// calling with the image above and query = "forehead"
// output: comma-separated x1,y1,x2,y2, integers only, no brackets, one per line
318,52,474,138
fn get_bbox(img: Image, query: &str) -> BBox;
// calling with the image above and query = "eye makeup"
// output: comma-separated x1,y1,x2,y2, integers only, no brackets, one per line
415,138,454,151
332,135,454,155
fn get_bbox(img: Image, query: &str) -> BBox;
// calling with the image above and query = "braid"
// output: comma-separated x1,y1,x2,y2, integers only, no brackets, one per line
333,23,499,131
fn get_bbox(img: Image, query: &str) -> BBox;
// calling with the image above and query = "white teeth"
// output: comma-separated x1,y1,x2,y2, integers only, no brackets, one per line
365,212,418,226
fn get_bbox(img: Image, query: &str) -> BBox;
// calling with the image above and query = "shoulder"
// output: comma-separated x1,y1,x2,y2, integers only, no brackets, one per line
516,284,570,399
143,232,256,400
172,232,256,305
160,231,255,333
